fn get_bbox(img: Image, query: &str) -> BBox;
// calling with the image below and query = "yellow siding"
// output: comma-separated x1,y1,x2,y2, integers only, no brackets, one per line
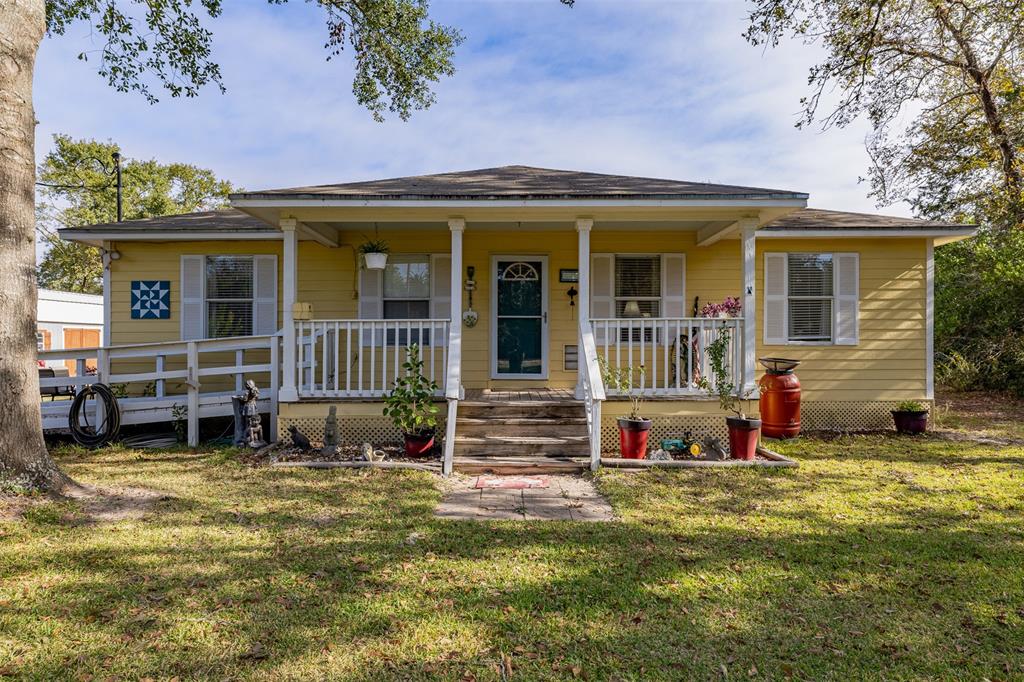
107,232,929,403
756,238,927,401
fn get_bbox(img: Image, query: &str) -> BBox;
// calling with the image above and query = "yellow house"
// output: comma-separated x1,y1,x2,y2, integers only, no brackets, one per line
59,166,975,473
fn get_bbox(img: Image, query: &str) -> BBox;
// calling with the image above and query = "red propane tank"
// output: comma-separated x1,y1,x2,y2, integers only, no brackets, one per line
758,357,801,439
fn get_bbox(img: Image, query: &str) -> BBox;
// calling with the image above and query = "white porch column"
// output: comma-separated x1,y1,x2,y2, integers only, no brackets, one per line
740,221,757,394
575,218,593,398
279,218,299,402
448,218,465,400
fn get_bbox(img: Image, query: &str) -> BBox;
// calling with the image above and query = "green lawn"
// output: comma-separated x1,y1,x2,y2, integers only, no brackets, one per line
2,431,1023,680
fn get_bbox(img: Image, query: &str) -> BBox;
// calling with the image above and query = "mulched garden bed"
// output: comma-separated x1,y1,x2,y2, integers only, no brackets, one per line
600,445,797,468
240,442,442,470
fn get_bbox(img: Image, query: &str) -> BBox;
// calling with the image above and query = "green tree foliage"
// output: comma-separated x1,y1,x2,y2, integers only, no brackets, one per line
935,227,1024,395
744,0,1024,221
36,134,237,293
746,1,1024,395
45,0,465,121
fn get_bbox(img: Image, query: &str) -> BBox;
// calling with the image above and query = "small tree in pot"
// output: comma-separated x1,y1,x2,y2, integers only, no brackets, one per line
600,359,651,458
700,329,760,460
383,344,439,457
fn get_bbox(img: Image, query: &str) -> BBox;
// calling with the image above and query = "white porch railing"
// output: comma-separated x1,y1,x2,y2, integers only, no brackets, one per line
294,319,451,398
579,320,606,471
38,334,280,446
589,317,744,396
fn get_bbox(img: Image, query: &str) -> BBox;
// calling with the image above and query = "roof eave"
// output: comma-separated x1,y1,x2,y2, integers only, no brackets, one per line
757,227,977,240
229,195,810,208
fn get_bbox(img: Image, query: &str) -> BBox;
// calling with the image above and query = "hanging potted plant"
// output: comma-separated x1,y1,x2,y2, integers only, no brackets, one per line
892,400,929,435
600,359,651,458
700,329,760,460
382,344,439,457
359,238,389,270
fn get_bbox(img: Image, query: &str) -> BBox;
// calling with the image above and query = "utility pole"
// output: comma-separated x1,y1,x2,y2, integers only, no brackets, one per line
112,151,123,222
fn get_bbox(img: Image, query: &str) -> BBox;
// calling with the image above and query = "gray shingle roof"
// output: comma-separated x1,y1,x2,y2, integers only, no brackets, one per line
762,208,972,230
57,209,271,234
232,165,808,201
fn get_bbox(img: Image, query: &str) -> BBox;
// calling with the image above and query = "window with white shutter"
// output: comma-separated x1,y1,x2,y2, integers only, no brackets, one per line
764,252,859,345
360,253,448,345
591,253,685,343
181,255,278,339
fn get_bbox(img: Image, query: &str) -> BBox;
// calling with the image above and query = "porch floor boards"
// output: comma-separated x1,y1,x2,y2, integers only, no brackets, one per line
466,388,577,403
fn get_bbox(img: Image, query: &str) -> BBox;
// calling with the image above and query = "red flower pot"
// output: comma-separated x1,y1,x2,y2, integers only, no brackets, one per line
403,431,435,458
726,416,761,461
892,410,928,435
617,418,653,459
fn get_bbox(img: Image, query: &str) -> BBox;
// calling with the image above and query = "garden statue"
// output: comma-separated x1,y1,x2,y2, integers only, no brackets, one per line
322,406,339,455
233,380,266,449
288,425,312,451
702,435,728,461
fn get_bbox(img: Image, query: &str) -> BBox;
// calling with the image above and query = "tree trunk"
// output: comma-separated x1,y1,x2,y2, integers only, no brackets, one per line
0,0,74,492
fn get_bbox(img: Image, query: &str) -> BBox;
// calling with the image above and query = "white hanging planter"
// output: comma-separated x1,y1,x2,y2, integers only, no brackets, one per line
363,252,388,270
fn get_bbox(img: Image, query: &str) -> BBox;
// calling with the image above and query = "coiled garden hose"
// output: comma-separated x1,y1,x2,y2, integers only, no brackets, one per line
68,383,121,448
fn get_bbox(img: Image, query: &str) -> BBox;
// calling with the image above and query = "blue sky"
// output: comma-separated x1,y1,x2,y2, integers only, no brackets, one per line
33,0,901,215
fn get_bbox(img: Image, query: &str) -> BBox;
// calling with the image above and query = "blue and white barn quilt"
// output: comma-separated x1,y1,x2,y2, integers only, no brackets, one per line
131,280,171,319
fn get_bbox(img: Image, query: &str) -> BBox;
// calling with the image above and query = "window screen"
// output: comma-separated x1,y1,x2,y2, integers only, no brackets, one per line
383,255,431,344
787,254,833,342
206,257,253,338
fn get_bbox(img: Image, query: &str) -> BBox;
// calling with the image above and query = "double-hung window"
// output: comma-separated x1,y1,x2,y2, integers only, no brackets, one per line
787,254,833,342
614,255,661,341
383,254,431,345
206,256,254,338
764,252,859,346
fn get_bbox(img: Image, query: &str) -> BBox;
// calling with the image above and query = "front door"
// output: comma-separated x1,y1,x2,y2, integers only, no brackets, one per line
491,256,547,379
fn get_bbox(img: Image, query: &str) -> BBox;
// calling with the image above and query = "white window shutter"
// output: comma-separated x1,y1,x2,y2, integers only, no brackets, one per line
834,252,859,345
661,253,686,315
429,254,452,320
590,254,614,344
180,255,205,340
253,255,278,335
430,254,452,347
763,253,787,345
358,267,383,345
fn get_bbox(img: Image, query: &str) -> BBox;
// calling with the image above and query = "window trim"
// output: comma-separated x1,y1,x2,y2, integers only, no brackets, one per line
204,255,255,339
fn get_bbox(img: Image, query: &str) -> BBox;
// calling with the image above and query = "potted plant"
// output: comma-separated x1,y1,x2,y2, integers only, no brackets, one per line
359,238,389,270
382,344,439,457
700,329,760,460
892,400,929,435
600,359,651,458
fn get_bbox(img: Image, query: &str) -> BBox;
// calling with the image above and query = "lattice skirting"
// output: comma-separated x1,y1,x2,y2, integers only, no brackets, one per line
800,400,932,432
277,415,435,447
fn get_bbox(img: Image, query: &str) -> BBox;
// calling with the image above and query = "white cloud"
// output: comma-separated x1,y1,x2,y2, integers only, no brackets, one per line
32,0,908,216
